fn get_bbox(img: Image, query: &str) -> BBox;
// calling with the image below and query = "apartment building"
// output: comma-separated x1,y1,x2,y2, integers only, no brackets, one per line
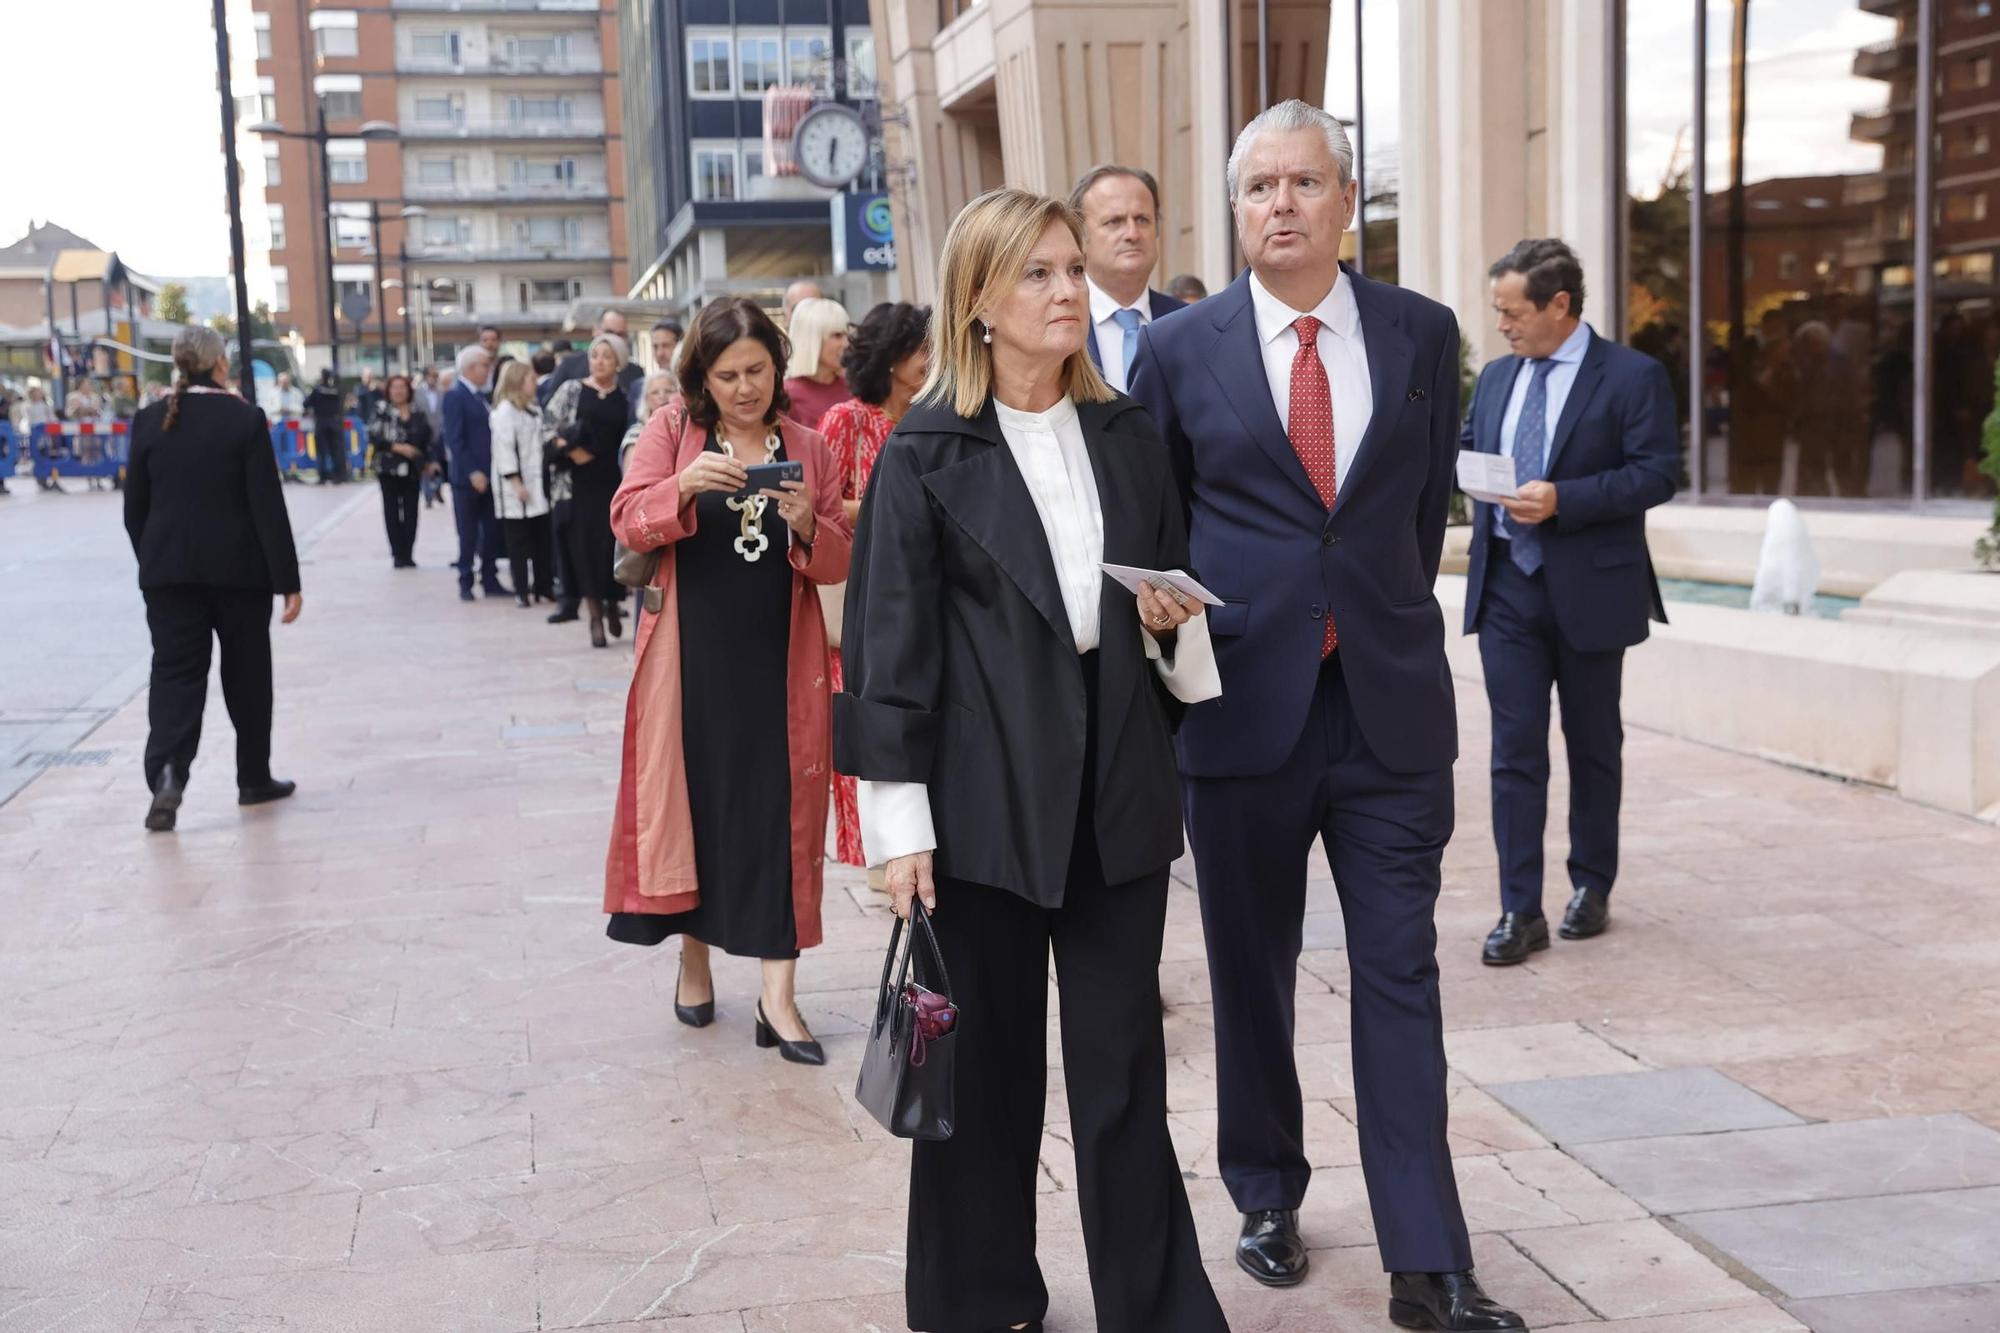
233,0,628,374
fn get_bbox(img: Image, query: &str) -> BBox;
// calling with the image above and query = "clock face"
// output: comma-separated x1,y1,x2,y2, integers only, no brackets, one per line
794,106,869,189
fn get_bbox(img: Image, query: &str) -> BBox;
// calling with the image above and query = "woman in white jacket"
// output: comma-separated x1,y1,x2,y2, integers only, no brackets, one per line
490,360,553,607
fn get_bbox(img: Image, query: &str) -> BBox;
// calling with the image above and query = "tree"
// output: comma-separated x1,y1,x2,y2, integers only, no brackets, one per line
207,301,278,343
1978,357,2000,569
156,282,191,325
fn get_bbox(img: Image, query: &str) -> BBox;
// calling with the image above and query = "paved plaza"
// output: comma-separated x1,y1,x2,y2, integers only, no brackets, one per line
4,484,2000,1332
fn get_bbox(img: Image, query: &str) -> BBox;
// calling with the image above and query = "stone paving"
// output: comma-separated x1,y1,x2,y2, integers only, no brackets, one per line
4,487,2000,1332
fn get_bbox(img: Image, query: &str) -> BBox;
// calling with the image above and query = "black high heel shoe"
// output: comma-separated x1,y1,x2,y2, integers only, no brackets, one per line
607,603,623,639
589,612,607,649
674,959,714,1029
754,1001,825,1066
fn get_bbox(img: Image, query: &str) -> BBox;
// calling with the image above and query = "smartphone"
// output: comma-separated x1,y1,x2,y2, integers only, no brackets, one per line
731,460,803,499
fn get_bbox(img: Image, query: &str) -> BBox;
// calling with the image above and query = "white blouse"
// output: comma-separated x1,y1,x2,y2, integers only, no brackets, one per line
857,394,1223,867
489,401,550,520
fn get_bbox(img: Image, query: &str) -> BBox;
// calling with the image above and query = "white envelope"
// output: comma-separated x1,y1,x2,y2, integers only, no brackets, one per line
1100,564,1226,608
1456,450,1522,504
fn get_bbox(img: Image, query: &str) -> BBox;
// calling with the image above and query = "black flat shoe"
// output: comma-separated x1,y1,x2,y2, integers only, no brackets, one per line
1481,912,1549,966
238,778,296,807
145,771,184,832
1236,1208,1307,1287
674,959,714,1029
547,608,579,624
589,614,608,649
606,605,623,639
459,588,477,602
754,1001,825,1066
1560,886,1610,939
1389,1270,1525,1330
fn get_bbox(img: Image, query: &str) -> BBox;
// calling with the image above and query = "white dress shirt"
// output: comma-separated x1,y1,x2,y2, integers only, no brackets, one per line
857,393,1223,867
1493,321,1592,539
1247,269,1373,491
1087,276,1153,395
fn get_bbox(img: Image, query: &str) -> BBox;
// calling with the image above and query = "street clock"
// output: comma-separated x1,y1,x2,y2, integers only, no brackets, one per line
792,103,870,190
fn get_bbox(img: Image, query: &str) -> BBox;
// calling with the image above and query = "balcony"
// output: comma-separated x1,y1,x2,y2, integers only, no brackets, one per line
403,180,610,202
396,54,604,76
391,0,599,12
421,307,578,327
1850,99,1914,142
398,117,606,141
404,242,613,263
1853,35,1916,81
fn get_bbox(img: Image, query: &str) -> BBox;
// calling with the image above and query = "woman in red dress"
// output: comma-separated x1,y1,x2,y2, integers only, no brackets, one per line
817,302,932,869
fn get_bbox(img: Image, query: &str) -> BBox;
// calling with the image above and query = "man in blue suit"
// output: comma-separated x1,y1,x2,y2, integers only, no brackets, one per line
441,344,507,601
1070,164,1184,394
1130,100,1523,1332
1462,239,1679,965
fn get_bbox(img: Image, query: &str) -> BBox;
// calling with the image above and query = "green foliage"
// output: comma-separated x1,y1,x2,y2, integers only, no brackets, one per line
207,301,278,344
1979,356,2000,569
155,282,191,326
1448,334,1475,526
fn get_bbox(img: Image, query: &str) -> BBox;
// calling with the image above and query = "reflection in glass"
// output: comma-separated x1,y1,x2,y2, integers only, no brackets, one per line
1623,2,1696,474
1930,0,2000,499
1324,0,1399,283
1704,0,1912,498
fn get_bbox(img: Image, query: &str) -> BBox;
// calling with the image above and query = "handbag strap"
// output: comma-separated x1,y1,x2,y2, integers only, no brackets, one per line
906,905,953,1000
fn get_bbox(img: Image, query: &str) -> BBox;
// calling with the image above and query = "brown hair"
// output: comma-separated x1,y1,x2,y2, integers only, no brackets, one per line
676,297,792,429
164,326,227,431
383,373,413,406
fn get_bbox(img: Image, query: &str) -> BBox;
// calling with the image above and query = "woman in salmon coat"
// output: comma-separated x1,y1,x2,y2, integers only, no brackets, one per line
604,296,852,1065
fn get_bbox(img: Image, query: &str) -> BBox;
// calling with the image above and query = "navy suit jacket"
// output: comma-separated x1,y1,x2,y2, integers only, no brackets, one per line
1129,265,1461,778
1085,288,1185,373
1460,328,1679,654
441,378,492,481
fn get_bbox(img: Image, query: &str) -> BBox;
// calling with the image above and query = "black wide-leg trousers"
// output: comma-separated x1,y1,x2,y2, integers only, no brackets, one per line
380,475,420,563
906,692,1226,1333
142,585,275,792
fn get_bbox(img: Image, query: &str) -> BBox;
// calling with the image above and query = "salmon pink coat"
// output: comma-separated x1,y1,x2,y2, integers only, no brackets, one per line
603,406,852,951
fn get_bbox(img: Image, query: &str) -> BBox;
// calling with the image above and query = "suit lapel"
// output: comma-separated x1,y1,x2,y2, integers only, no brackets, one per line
1077,400,1154,571
1482,357,1518,456
1545,328,1607,476
1203,275,1323,510
1332,270,1413,518
1085,322,1103,371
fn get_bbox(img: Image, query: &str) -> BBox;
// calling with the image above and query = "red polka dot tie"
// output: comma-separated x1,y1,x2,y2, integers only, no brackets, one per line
1289,315,1338,656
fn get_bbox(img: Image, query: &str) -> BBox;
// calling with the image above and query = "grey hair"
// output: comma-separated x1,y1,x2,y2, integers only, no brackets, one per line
454,344,492,376
1226,99,1354,199
171,325,227,377
588,332,631,371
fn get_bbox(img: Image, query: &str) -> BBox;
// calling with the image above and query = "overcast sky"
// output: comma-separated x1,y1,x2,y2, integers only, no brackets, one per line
2,3,231,277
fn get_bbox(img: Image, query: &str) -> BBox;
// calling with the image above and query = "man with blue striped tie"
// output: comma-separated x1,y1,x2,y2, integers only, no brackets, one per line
1460,239,1680,966
1070,164,1184,394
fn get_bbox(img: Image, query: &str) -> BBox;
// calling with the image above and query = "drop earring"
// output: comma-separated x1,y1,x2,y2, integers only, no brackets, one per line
981,322,992,345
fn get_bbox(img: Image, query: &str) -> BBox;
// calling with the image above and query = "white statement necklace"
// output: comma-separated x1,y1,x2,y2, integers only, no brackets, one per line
719,428,781,562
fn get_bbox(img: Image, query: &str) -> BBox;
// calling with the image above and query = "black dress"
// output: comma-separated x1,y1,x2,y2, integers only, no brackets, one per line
606,435,797,959
560,382,626,604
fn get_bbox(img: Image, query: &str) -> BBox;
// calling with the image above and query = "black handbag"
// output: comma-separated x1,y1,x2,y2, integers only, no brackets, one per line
854,907,960,1141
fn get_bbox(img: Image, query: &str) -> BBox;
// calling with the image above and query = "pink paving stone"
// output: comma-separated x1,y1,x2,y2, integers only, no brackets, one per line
3,488,1997,1327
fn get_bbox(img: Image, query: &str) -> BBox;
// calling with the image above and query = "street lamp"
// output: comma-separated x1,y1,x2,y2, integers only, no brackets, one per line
248,114,397,382
211,0,256,399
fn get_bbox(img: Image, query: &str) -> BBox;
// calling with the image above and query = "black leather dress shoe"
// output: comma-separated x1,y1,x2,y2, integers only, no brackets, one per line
1236,1209,1307,1286
546,608,579,624
1481,913,1550,966
238,778,297,807
145,771,185,832
1389,1270,1525,1330
1560,886,1610,939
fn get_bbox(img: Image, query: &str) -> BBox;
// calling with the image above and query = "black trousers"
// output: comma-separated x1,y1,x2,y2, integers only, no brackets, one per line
1183,654,1471,1273
380,474,420,563
908,664,1224,1333
501,513,554,600
550,496,580,613
1477,543,1625,917
142,585,275,792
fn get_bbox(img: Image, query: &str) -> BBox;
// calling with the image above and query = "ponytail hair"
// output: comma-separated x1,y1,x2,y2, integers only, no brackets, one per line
164,326,228,431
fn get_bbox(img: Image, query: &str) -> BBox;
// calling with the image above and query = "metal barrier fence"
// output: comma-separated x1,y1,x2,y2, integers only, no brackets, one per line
0,421,17,479
268,416,369,479
15,416,371,486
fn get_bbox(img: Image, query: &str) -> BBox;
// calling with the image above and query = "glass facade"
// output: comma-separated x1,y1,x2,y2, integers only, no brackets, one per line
1324,0,1399,283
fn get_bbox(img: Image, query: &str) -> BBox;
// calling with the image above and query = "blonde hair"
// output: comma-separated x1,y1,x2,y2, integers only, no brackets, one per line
588,332,630,371
921,188,1115,419
784,297,851,379
495,358,537,409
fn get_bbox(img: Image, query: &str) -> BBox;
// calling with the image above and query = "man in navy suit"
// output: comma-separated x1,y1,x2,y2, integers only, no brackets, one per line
1462,239,1679,966
442,344,507,601
1130,100,1523,1332
1071,165,1184,394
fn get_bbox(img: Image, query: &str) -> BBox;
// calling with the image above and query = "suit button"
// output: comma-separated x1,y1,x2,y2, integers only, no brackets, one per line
1321,531,1338,547
1311,604,1324,619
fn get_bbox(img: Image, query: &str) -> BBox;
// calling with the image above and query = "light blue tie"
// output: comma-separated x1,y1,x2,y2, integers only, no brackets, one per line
1112,307,1144,388
1506,358,1554,575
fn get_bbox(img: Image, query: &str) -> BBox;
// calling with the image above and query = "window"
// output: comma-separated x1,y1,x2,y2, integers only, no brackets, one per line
689,30,732,96
416,156,458,184
431,278,475,313
693,143,737,200
241,75,277,125
512,156,577,185
315,74,364,121
513,216,579,248
504,32,570,69
508,95,572,127
253,12,271,60
1964,123,1992,158
423,215,472,247
262,141,281,186
410,30,461,65
845,30,877,99
787,28,833,93
311,11,359,60
268,204,286,251
1944,190,1989,223
413,94,463,125
327,140,367,184
330,203,372,249
517,277,584,311
742,147,764,180
739,32,783,94
270,266,289,312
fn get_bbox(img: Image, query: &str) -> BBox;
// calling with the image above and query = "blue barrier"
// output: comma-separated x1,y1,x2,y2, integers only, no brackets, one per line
30,421,129,483
0,421,17,477
270,416,368,479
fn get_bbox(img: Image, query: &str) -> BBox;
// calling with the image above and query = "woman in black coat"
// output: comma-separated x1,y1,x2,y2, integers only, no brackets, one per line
368,373,434,568
124,327,302,833
834,188,1227,1333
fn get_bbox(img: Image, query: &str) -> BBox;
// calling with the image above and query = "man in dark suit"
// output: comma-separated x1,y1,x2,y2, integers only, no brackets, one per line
1070,164,1184,395
541,309,643,404
1461,238,1679,966
442,345,507,601
1130,100,1523,1331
